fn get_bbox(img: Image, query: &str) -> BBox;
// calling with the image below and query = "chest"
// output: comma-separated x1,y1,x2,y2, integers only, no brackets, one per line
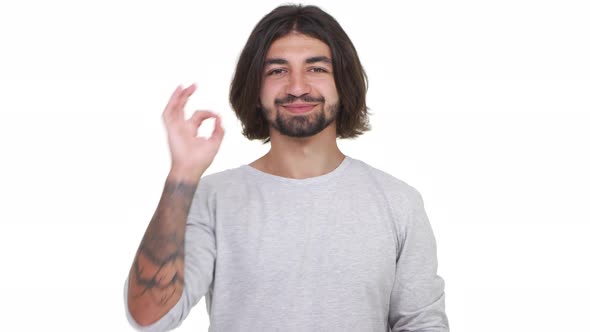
214,187,398,292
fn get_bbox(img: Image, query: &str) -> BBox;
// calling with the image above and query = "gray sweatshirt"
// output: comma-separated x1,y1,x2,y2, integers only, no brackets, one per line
124,156,449,331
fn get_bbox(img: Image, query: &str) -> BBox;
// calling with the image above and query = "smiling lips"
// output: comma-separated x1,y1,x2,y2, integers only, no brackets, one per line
281,103,317,114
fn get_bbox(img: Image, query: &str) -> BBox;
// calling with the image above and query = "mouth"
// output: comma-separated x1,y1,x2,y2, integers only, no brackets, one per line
280,103,318,114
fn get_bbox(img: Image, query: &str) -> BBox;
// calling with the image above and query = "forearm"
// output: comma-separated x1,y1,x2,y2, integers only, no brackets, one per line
127,171,200,327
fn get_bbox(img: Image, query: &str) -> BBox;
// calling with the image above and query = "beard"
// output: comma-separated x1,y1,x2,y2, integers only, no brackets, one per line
261,95,340,138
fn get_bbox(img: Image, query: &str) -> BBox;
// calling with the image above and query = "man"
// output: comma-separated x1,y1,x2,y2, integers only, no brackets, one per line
125,4,449,332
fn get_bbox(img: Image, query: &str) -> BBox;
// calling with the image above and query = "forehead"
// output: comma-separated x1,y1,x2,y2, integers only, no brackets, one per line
266,32,331,60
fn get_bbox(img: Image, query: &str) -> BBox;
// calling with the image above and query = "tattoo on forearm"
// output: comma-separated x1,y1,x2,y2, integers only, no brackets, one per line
130,180,197,305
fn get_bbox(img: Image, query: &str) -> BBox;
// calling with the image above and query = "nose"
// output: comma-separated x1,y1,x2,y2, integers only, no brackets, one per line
285,70,311,97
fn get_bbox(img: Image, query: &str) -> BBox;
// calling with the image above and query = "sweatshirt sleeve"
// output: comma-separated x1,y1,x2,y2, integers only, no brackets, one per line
388,188,449,331
124,179,217,332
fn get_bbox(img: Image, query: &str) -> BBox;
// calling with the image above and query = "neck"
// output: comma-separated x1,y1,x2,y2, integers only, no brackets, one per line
251,124,345,179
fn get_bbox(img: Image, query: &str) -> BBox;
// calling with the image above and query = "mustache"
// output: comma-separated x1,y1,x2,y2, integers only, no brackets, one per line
275,95,325,105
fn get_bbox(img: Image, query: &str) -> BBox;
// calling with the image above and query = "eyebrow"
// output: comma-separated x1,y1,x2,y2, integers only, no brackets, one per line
264,56,333,66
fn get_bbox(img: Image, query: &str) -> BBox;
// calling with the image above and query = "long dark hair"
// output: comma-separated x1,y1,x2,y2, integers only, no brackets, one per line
230,4,370,143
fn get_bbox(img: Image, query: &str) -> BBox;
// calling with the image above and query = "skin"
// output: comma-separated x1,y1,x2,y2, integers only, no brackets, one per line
251,31,346,179
128,31,345,326
127,85,224,326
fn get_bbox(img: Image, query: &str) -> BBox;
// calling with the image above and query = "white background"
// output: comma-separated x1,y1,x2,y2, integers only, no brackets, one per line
1,0,589,331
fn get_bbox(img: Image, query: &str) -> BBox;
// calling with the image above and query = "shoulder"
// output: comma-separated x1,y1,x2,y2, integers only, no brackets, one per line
348,157,423,205
350,158,428,247
189,166,248,213
197,166,246,193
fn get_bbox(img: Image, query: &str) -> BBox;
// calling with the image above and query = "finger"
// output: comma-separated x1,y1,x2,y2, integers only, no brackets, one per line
188,110,218,129
162,85,184,122
209,114,225,143
163,84,196,124
174,84,197,118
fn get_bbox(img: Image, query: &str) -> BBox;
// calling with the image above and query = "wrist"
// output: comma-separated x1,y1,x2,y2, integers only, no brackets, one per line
167,167,203,184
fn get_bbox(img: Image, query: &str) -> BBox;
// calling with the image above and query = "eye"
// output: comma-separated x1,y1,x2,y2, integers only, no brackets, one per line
309,67,329,73
267,68,287,76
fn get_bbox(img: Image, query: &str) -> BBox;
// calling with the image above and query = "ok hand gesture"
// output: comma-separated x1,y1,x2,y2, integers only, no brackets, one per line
162,84,224,181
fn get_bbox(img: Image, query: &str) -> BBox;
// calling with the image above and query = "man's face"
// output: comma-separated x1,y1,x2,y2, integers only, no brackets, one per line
259,32,340,138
